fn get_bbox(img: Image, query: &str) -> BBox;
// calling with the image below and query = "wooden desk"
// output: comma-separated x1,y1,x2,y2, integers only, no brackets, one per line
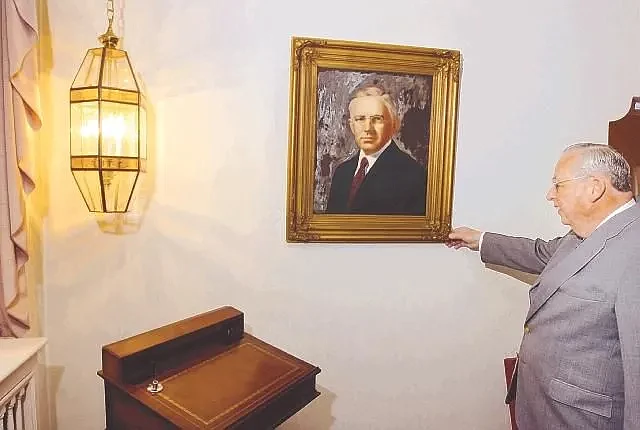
99,307,320,429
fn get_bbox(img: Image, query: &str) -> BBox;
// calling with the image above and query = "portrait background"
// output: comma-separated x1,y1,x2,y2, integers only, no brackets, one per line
314,71,433,213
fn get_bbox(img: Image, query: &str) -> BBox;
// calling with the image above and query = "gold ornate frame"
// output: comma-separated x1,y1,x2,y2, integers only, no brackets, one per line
286,37,461,243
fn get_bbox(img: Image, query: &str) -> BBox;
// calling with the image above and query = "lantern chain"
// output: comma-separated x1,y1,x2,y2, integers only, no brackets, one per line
107,0,115,28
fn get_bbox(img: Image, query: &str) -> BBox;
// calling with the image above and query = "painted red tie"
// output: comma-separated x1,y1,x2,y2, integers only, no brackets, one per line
348,157,368,209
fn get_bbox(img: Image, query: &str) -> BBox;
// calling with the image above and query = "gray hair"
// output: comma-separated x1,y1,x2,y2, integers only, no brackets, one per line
349,86,399,131
564,142,632,192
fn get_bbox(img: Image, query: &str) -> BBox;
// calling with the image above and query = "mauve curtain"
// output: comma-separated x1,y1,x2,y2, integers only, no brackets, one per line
0,0,41,337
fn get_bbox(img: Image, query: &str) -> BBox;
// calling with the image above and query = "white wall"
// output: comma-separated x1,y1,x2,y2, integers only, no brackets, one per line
39,1,640,429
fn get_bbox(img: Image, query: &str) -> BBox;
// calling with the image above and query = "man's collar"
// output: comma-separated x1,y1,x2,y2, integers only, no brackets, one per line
358,140,393,166
595,198,636,231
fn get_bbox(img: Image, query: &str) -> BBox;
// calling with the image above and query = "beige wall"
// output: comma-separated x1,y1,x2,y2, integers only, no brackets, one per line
36,0,640,429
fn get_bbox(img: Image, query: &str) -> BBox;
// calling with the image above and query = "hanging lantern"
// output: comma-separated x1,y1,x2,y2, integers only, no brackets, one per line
70,0,147,213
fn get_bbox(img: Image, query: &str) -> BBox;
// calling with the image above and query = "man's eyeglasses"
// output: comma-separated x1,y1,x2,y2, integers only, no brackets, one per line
551,175,590,191
350,115,386,126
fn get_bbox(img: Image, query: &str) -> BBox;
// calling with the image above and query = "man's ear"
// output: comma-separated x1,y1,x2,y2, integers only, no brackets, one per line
348,119,356,136
589,175,606,202
393,119,401,135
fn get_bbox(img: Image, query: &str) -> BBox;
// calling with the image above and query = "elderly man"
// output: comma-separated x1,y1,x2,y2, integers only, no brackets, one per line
326,86,426,215
448,143,640,430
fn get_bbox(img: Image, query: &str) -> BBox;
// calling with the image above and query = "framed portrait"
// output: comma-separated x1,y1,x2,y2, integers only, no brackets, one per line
286,37,461,242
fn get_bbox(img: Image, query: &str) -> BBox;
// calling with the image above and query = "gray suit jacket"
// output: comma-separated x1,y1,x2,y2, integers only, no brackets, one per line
481,202,640,430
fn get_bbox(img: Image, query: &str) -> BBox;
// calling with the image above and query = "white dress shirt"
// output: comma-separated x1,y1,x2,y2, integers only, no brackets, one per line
354,140,393,176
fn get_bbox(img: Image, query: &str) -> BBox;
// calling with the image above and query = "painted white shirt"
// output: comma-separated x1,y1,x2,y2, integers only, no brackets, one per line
354,140,393,176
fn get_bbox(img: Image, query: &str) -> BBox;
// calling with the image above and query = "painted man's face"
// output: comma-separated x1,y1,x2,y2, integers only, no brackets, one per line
348,96,395,155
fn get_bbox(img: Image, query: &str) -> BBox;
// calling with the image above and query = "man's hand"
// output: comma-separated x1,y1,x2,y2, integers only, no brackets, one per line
445,227,482,251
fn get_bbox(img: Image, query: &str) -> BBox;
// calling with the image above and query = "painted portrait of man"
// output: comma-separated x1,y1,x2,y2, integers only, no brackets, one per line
314,71,432,215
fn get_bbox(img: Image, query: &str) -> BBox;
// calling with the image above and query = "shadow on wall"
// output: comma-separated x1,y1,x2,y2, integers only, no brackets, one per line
486,264,538,286
279,384,336,430
43,365,64,430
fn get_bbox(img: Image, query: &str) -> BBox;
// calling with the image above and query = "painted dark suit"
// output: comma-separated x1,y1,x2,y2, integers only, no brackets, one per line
326,141,427,215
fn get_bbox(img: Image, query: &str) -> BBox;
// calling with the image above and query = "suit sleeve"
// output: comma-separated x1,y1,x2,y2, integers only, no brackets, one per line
326,163,349,213
479,232,564,275
615,264,640,430
326,179,339,213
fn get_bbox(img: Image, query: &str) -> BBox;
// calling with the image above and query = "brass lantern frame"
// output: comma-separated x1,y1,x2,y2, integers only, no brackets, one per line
69,1,147,213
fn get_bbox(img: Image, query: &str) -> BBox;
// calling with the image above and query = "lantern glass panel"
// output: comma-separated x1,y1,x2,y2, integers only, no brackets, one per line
102,171,139,212
100,48,137,91
71,48,103,88
139,101,147,163
70,101,100,156
72,170,102,212
99,101,139,157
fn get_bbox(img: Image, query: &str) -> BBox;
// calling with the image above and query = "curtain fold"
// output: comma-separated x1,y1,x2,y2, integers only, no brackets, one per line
0,0,41,337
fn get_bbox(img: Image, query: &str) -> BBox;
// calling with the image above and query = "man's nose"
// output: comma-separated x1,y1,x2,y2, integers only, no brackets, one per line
546,186,555,201
363,118,374,130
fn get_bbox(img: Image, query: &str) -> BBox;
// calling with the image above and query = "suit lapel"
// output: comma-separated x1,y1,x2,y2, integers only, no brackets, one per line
357,141,398,192
525,235,603,322
525,202,640,322
345,156,359,175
